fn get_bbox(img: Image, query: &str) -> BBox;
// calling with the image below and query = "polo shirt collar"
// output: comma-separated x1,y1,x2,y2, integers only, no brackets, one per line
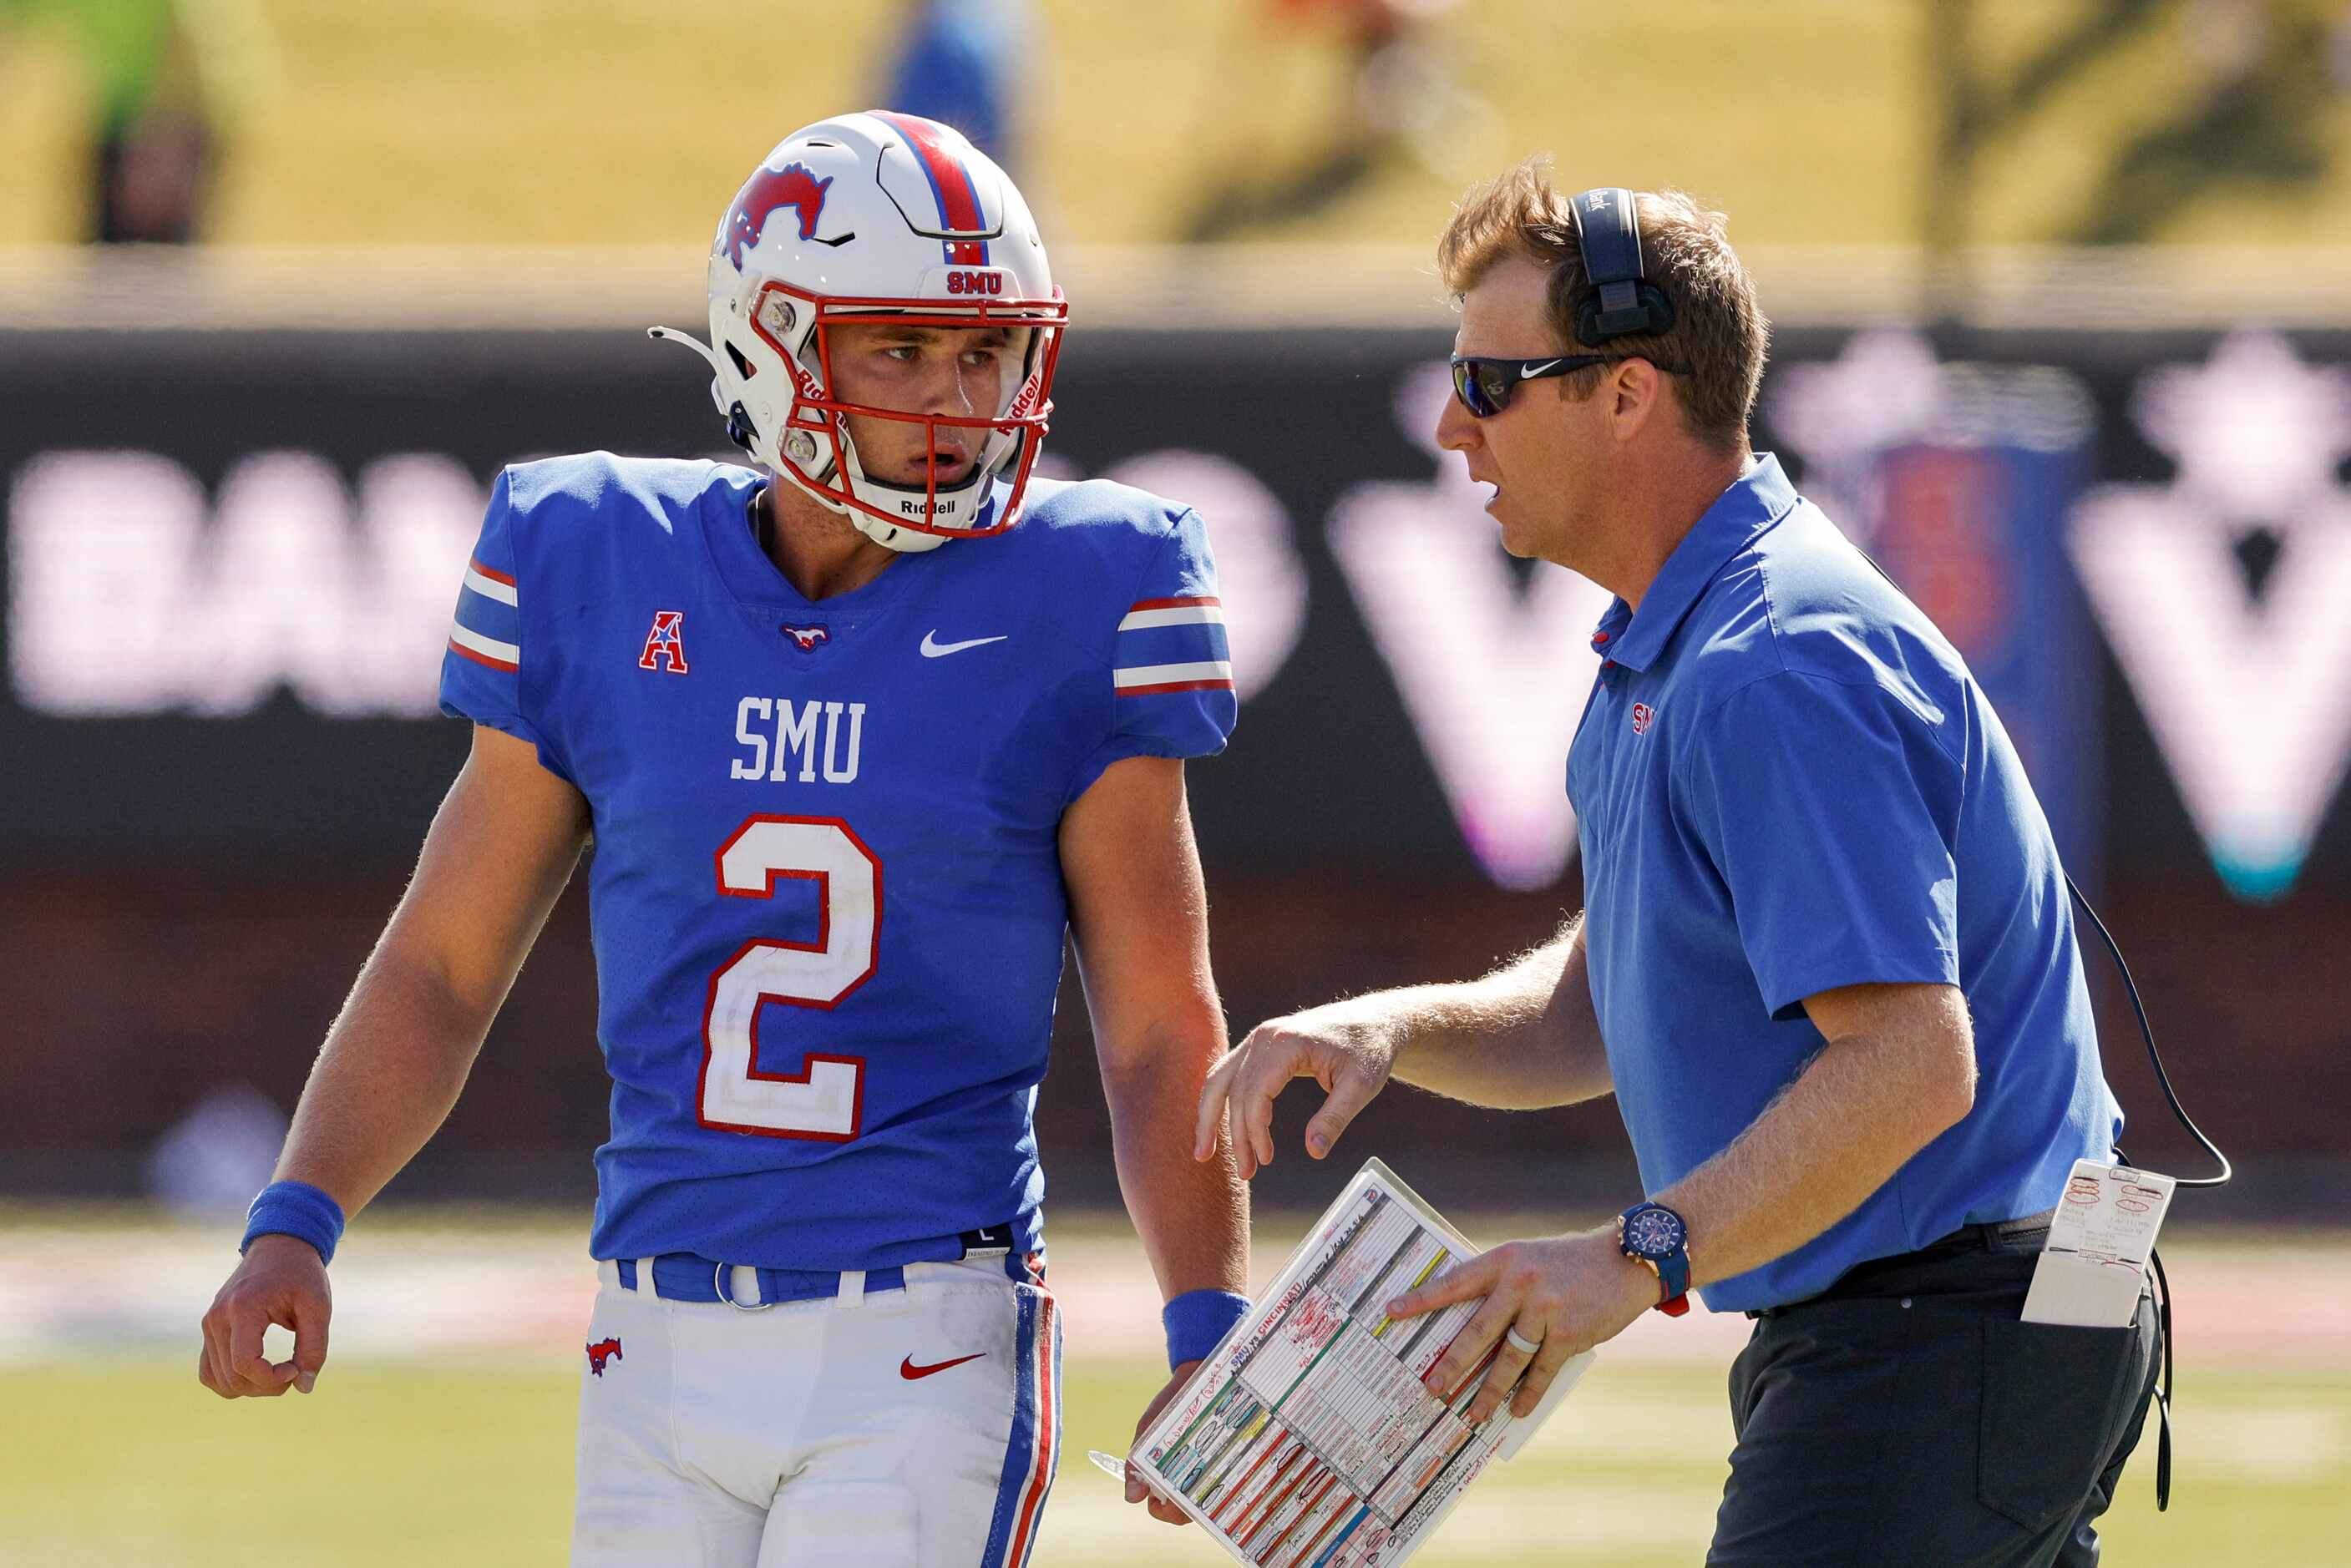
1587,453,1800,673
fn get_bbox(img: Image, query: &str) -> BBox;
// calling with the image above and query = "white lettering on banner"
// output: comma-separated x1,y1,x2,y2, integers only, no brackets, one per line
1327,363,1614,890
10,443,1315,715
2069,333,2351,899
8,452,206,714
8,450,481,716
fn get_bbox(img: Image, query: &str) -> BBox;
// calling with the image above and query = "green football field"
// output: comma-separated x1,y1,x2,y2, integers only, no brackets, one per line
6,1296,2345,1565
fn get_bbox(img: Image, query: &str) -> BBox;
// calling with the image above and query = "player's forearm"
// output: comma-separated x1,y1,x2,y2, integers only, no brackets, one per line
1659,1026,1975,1289
1103,1024,1250,1300
1383,918,1610,1108
269,942,499,1219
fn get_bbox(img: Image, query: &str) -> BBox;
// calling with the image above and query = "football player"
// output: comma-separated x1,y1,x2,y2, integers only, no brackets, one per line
197,111,1251,1566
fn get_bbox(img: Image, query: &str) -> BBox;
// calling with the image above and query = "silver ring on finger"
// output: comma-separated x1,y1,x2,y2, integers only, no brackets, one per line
1504,1323,1543,1357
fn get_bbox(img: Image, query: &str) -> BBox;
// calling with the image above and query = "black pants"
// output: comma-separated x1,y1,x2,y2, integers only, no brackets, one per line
1708,1226,2161,1567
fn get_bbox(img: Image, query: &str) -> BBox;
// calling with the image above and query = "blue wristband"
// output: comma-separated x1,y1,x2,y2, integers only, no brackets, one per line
1163,1288,1251,1370
241,1181,346,1267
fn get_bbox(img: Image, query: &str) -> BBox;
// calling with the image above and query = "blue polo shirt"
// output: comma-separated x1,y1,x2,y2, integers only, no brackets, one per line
1567,454,2121,1313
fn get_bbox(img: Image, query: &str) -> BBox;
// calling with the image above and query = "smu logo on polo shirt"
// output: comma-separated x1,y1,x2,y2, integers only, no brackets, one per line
1631,702,1656,735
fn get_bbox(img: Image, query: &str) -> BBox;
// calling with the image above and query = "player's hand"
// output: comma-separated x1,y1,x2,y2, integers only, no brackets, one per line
1123,1358,1204,1526
1384,1229,1654,1424
1193,999,1401,1177
197,1234,332,1399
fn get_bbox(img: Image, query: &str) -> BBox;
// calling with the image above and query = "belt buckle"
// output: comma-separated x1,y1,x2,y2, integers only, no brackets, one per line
713,1262,778,1313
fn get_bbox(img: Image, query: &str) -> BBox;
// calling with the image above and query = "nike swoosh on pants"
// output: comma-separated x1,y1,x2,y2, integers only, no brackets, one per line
901,1352,989,1379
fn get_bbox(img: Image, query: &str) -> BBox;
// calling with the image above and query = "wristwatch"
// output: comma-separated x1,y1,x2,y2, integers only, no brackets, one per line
1617,1201,1692,1317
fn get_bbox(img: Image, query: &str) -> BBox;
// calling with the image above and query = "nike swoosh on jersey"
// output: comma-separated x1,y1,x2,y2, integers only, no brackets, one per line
920,631,1010,658
900,1351,989,1380
1518,359,1564,378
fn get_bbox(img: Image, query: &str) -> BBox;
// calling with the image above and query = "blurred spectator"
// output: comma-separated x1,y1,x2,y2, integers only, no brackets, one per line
147,1083,286,1218
1181,0,1498,242
878,0,1036,172
0,0,266,242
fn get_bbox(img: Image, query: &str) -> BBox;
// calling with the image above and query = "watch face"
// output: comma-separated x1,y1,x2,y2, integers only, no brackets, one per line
1624,1206,1687,1259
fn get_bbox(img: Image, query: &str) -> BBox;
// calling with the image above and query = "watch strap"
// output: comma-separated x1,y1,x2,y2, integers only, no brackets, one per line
1654,1244,1690,1304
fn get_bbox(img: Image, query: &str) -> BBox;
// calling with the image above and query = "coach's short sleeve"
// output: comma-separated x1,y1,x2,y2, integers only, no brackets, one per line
1675,669,1961,1020
438,468,569,777
1066,508,1237,805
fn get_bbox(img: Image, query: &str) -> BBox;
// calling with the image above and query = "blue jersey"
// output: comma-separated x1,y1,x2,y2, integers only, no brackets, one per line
439,453,1234,1271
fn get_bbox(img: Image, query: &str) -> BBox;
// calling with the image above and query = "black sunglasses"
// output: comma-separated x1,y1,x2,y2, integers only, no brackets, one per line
1447,352,1690,418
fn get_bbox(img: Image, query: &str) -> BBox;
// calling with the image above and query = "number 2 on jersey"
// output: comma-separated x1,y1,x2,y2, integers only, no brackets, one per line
699,815,882,1141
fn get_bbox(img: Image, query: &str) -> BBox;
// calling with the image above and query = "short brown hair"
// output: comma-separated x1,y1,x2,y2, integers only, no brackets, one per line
1436,158,1767,453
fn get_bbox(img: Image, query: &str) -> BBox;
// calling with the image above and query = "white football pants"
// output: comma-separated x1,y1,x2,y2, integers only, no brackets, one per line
571,1257,1062,1567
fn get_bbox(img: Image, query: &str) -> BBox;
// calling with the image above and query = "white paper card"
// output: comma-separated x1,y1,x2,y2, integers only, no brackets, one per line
2020,1160,2175,1328
1126,1158,1594,1566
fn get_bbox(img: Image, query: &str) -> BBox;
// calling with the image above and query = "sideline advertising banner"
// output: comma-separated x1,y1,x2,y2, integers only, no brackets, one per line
6,323,2347,898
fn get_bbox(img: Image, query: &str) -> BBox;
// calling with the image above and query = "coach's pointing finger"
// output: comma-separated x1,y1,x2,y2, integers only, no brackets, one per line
1193,1004,1403,1173
1302,1060,1381,1161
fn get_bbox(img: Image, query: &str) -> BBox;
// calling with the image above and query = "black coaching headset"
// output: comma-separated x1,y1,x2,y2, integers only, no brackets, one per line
1564,186,1675,346
1564,180,2232,1510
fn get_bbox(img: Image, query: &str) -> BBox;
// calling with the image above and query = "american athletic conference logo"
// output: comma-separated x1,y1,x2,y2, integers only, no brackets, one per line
640,611,690,674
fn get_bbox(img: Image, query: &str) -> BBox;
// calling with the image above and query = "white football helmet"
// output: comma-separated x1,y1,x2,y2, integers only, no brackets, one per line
651,111,1067,553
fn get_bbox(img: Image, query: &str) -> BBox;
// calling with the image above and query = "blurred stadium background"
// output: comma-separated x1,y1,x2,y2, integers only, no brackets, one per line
4,0,2349,1563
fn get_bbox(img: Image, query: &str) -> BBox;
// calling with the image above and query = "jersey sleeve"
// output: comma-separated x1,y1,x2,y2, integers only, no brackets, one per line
1067,508,1238,804
1675,670,1961,1021
438,468,570,778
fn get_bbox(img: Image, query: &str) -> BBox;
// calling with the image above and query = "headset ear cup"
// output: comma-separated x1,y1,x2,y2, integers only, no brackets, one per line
1575,298,1602,349
1639,285,1675,337
1575,282,1675,348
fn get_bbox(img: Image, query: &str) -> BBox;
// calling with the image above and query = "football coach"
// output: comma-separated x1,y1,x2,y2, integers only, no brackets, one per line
1196,159,2162,1566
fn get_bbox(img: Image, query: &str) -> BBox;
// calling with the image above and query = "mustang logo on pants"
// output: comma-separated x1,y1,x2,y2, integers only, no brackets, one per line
586,1337,624,1377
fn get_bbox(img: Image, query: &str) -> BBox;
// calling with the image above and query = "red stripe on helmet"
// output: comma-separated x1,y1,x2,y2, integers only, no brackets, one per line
871,111,990,266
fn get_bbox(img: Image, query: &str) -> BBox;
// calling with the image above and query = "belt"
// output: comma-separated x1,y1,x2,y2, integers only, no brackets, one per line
606,1222,1031,1312
1748,1209,2058,1319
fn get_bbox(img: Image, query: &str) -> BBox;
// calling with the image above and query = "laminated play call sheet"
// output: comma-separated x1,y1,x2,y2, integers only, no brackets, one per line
1126,1159,1594,1566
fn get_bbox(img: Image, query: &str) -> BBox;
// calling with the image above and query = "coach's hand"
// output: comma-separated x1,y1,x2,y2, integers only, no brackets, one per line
198,1234,332,1399
1386,1230,1654,1424
1123,1359,1205,1526
1193,1000,1400,1177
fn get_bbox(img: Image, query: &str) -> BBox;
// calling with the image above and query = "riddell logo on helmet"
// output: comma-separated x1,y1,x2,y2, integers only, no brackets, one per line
722,161,833,270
